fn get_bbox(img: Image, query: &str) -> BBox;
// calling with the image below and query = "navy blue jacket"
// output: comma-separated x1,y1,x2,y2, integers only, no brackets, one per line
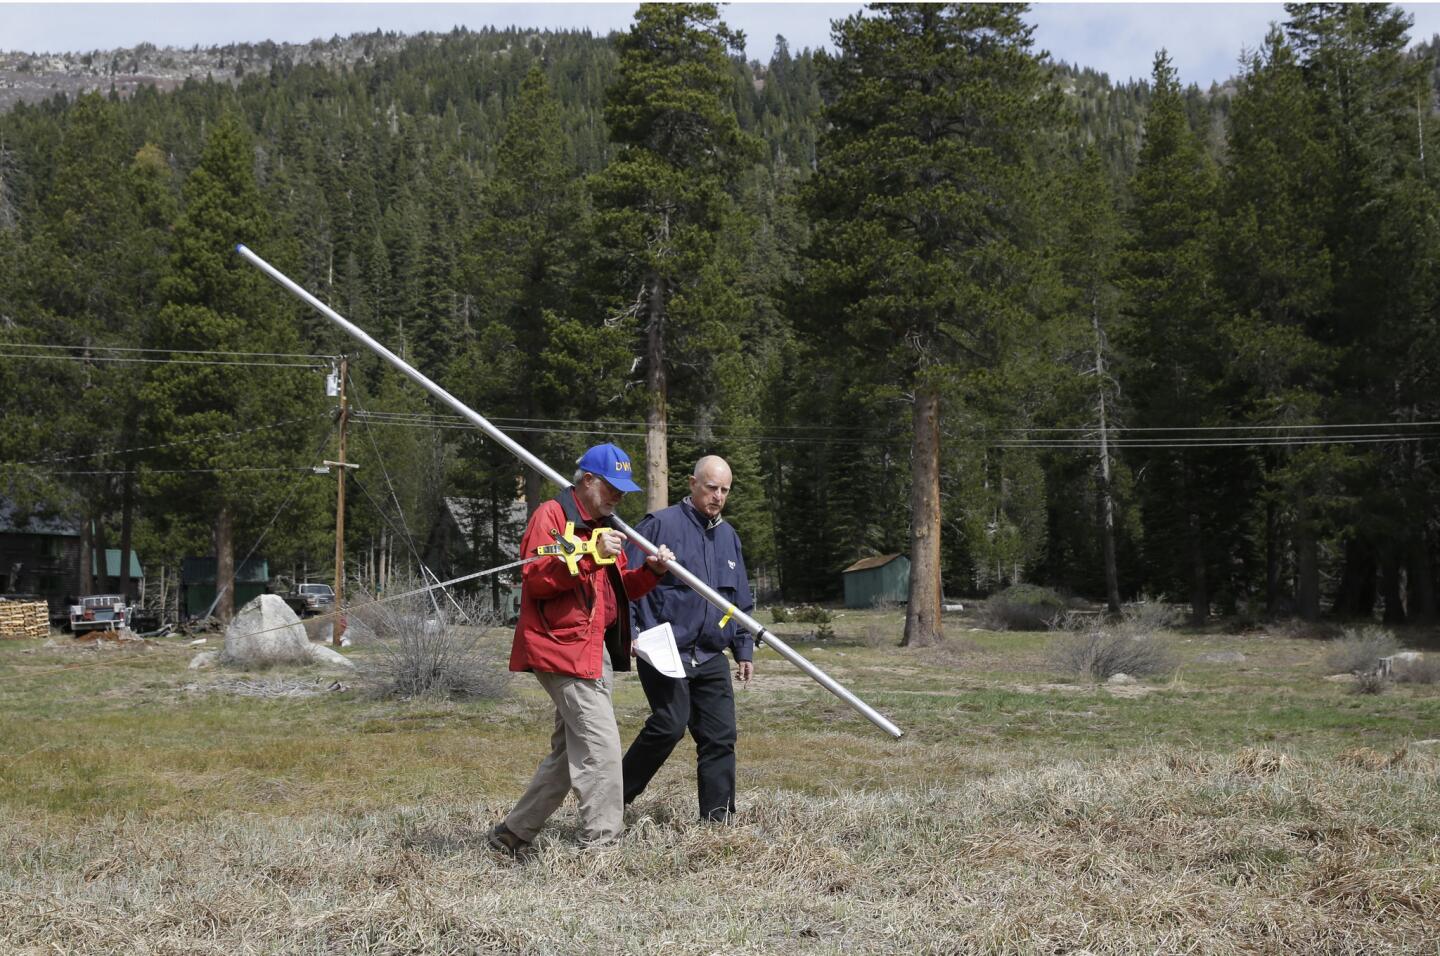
626,498,754,665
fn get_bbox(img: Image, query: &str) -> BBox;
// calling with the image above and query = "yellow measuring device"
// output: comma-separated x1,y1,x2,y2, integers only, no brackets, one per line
534,522,618,576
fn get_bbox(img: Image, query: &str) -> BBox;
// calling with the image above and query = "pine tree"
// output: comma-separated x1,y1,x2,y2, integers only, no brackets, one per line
460,66,587,512
140,113,323,623
802,3,1060,645
1283,3,1439,621
1123,51,1232,623
589,2,763,511
1051,147,1128,612
1217,27,1337,619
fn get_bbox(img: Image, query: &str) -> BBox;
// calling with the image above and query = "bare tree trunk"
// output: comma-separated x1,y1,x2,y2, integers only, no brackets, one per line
1188,509,1209,625
1296,499,1320,621
92,508,111,595
379,527,389,591
118,404,139,604
118,469,135,605
1407,540,1436,624
524,470,544,516
1265,497,1281,616
523,393,544,514
489,480,502,611
215,504,235,624
902,386,943,647
1381,552,1406,624
1093,309,1121,614
644,273,669,513
1183,459,1208,625
77,513,94,598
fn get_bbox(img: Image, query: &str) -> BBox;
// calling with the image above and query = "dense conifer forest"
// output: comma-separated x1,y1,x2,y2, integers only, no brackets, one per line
3,3,1440,638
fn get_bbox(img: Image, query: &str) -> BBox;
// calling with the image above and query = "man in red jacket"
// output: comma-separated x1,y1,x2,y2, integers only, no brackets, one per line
489,443,674,858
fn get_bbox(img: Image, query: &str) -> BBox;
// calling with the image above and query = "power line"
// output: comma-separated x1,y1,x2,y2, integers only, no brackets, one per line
18,467,317,476
0,414,329,467
347,370,452,618
0,351,328,369
348,413,1440,450
997,436,1440,450
350,408,1440,438
0,342,335,360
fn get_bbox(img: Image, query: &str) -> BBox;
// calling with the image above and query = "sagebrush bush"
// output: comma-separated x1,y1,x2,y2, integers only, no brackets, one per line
1049,603,1177,680
1117,600,1183,632
1348,671,1390,695
350,583,509,700
1324,626,1399,676
980,584,1066,631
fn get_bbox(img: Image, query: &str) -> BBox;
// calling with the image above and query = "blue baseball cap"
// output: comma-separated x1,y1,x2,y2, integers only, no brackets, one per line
576,443,642,493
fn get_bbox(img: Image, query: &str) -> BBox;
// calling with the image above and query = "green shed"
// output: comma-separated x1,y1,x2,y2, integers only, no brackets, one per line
842,554,910,608
180,557,270,620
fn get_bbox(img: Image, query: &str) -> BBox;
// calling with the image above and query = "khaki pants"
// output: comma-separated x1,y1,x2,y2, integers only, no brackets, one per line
504,649,622,846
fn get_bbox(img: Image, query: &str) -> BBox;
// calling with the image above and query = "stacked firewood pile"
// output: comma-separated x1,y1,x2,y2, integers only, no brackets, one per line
0,600,49,639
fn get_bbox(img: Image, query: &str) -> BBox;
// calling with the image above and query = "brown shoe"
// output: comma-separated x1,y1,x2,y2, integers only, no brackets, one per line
487,822,533,861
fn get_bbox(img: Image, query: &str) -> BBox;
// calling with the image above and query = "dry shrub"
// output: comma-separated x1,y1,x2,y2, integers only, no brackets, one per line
1232,746,1291,775
1347,671,1390,695
1116,600,1183,632
349,582,509,700
1049,604,1177,681
1337,746,1406,771
1161,749,1216,775
980,584,1067,631
1323,625,1399,675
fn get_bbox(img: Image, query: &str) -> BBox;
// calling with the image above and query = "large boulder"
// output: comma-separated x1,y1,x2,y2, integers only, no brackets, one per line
222,595,314,667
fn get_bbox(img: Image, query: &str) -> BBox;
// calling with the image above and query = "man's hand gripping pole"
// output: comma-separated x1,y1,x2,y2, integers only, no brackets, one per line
235,243,903,739
535,522,617,576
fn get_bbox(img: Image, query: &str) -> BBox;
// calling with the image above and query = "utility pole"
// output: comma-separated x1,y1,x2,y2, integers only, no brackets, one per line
332,355,349,645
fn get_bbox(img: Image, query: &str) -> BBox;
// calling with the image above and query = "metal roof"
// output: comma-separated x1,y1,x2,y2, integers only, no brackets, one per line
843,553,906,574
0,499,80,536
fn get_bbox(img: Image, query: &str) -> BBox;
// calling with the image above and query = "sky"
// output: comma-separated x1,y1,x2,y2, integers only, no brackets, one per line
5,2,1440,90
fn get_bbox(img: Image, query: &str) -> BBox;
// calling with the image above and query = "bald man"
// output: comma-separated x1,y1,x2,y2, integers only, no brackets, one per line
621,456,755,822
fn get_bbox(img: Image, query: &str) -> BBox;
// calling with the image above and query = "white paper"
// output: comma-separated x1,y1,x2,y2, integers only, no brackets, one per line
634,621,685,678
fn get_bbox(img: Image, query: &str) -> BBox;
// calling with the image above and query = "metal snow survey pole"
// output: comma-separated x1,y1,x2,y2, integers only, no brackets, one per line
237,243,904,740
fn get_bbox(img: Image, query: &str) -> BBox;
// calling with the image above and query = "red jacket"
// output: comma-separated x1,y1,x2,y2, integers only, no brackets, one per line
509,489,663,679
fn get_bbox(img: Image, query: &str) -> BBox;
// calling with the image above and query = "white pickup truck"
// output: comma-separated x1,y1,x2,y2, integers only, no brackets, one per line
69,594,130,634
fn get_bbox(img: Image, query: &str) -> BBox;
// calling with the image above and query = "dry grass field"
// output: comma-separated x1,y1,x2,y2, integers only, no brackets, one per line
2,607,1439,954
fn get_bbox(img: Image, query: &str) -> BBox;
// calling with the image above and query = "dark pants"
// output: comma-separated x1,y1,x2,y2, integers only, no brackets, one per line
622,652,737,820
